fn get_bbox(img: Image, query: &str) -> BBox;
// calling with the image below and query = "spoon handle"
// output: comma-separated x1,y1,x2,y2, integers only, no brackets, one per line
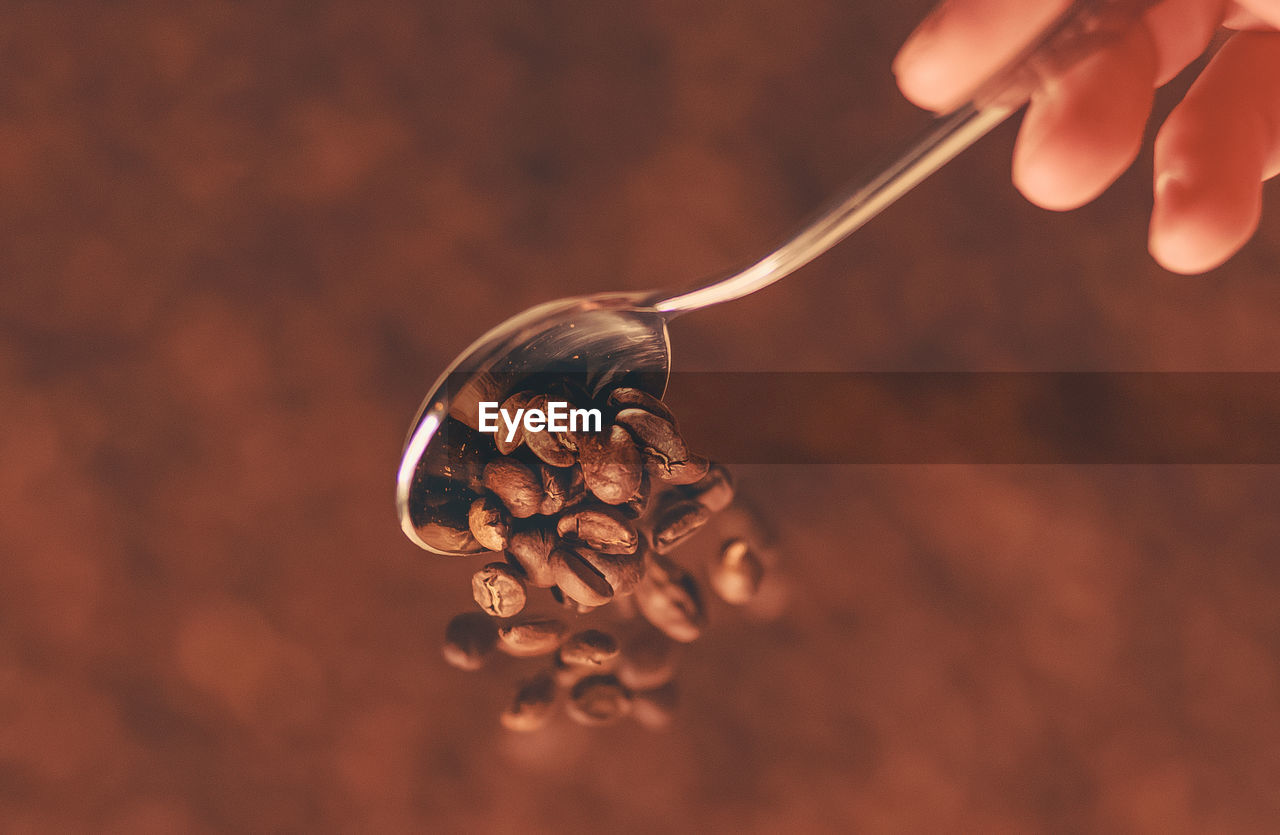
654,0,1158,316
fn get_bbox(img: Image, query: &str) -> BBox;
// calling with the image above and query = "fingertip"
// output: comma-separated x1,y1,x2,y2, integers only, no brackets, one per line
1148,169,1262,275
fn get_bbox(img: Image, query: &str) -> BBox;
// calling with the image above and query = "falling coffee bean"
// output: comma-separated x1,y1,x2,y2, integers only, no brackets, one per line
556,506,639,555
506,524,559,588
579,546,644,597
500,670,557,732
650,499,712,554
468,496,511,551
442,612,499,671
549,546,614,608
497,615,567,657
547,585,596,614
576,424,643,505
617,626,679,690
708,538,764,605
619,475,651,519
631,681,679,730
614,408,709,486
566,674,632,726
472,562,528,618
635,553,705,643
680,461,734,513
558,629,620,669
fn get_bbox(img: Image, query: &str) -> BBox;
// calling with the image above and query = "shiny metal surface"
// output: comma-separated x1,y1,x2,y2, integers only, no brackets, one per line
397,0,1159,554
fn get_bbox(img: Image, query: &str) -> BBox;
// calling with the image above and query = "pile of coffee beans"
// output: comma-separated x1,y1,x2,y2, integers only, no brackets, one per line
420,382,766,730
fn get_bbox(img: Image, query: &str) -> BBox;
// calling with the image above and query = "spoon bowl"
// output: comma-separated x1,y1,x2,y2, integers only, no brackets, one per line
396,292,670,553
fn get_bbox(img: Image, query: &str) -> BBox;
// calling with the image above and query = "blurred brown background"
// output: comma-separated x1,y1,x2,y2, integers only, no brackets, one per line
3,0,1280,831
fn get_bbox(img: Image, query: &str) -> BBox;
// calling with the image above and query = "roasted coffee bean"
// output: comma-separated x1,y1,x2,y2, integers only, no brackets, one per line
576,424,643,505
680,461,734,513
614,408,709,486
558,629,620,668
566,674,632,726
442,612,499,671
506,525,558,588
556,506,639,555
500,670,557,732
482,458,543,518
708,538,764,605
606,386,676,423
522,394,578,467
468,496,511,551
549,546,613,608
579,547,645,597
494,391,536,455
619,475,651,519
635,553,705,643
411,494,480,553
617,627,679,690
498,615,567,657
632,681,678,730
471,562,528,617
537,463,582,516
650,499,712,554
550,585,598,614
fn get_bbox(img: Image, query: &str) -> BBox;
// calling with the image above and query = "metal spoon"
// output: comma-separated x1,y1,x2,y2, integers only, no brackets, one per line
397,0,1155,553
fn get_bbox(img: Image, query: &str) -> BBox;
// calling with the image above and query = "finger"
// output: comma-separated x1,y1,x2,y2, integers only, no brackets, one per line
1149,31,1280,274
894,0,1071,112
1143,0,1227,85
1011,24,1157,211
1233,0,1280,28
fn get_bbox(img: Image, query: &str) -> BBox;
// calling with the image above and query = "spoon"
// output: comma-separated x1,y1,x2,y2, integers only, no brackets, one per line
397,0,1156,554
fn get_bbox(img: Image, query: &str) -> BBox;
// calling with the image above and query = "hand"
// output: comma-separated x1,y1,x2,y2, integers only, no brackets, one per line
894,0,1280,274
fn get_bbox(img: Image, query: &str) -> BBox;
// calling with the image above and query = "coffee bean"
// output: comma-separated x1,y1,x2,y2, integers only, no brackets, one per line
680,461,734,513
549,585,598,614
650,499,712,554
442,612,499,670
497,615,567,657
632,681,679,730
494,391,535,455
537,463,582,516
578,547,645,597
576,424,643,505
558,629,620,668
709,538,764,605
556,506,639,555
468,496,511,551
634,553,705,643
614,408,709,486
606,387,676,423
411,494,480,553
500,670,557,732
471,562,528,618
549,546,614,608
506,525,558,588
566,674,632,726
619,475,651,519
617,627,679,690
523,394,578,467
482,458,543,518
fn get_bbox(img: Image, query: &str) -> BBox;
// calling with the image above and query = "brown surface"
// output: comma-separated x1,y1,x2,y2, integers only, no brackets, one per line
3,1,1280,831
